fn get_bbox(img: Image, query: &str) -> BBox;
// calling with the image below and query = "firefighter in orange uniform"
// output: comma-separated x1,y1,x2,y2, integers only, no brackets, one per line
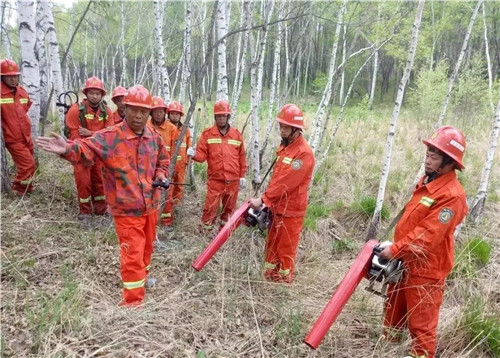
187,100,247,231
379,126,468,358
161,101,191,231
146,97,176,231
65,77,113,220
111,86,127,124
36,85,170,307
249,104,314,284
0,59,37,196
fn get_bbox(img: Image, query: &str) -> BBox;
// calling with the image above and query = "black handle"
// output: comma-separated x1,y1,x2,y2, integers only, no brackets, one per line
153,180,170,189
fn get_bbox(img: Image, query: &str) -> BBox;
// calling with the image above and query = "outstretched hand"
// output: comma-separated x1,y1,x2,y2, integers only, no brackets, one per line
35,132,69,155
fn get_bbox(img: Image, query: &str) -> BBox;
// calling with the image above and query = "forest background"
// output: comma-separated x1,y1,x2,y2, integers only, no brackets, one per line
1,0,499,357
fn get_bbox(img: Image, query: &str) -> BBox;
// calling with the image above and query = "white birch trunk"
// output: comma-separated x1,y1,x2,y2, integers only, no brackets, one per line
153,0,171,102
482,3,494,113
367,0,425,239
18,0,40,140
35,0,49,125
84,27,88,79
281,4,291,105
179,0,192,104
40,0,65,133
368,4,380,110
260,0,285,160
310,0,346,154
120,1,127,85
436,0,483,127
468,88,500,223
1,2,11,59
339,24,347,106
216,0,229,101
230,0,250,120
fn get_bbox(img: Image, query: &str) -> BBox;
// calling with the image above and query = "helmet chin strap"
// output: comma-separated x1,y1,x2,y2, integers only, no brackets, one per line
281,128,298,147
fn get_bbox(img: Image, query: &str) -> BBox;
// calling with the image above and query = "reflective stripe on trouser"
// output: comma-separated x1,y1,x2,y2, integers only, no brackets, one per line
201,178,239,225
73,161,106,214
384,275,445,358
5,140,36,194
265,215,304,282
113,211,158,304
161,169,186,226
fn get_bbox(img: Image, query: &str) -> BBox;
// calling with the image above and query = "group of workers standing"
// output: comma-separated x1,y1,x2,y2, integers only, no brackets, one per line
2,57,469,358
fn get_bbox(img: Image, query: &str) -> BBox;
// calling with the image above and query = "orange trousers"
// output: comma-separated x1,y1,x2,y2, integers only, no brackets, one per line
6,140,36,195
201,178,239,226
73,161,107,215
383,275,445,358
113,211,158,305
263,215,304,283
161,169,186,226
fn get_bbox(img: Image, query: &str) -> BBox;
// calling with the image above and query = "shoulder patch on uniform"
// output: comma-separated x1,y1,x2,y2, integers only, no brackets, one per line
438,208,454,224
291,159,303,170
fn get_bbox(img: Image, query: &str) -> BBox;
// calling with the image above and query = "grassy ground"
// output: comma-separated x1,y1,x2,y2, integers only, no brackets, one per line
1,106,499,357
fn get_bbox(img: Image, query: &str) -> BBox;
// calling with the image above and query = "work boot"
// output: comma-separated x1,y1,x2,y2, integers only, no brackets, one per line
198,223,215,235
118,300,143,308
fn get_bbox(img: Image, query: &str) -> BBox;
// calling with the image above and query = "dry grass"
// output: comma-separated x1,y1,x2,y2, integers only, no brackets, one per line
1,110,499,357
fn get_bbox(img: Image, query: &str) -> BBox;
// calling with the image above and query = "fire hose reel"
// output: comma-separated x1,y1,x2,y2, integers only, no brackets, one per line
365,241,403,298
245,206,270,231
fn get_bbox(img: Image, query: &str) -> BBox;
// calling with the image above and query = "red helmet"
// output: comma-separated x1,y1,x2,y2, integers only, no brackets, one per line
0,59,20,75
423,126,466,170
123,85,153,109
83,76,106,96
276,104,305,129
111,86,127,100
214,100,231,115
168,101,184,116
151,96,168,110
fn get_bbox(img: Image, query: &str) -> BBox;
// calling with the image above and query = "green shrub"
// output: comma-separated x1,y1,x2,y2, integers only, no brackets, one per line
350,196,390,220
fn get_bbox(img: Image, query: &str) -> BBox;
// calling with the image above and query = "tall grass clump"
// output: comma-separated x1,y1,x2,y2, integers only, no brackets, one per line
460,299,500,357
350,196,390,220
451,237,491,279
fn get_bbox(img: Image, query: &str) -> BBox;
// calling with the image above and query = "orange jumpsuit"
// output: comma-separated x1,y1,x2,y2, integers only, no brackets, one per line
146,119,176,225
192,125,246,227
66,100,113,215
112,110,125,124
162,121,192,226
62,121,170,305
0,81,36,195
261,134,314,283
384,171,467,358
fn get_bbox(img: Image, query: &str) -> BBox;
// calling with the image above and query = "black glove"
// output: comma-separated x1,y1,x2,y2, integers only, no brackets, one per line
152,179,170,189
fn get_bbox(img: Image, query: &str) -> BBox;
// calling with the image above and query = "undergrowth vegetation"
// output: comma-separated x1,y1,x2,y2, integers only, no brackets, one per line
1,102,499,357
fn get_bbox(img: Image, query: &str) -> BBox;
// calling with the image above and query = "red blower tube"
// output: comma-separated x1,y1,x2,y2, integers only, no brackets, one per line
192,201,251,271
304,239,378,349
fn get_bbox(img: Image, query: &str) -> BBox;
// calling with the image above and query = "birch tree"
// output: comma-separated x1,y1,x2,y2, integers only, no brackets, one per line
468,88,500,223
368,4,381,110
249,0,274,187
367,0,426,239
120,1,127,85
18,0,41,140
42,0,65,133
482,3,494,113
179,0,192,105
216,0,229,101
309,0,346,154
153,0,171,102
1,1,12,58
230,0,253,121
436,0,483,127
35,1,49,125
260,0,285,161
